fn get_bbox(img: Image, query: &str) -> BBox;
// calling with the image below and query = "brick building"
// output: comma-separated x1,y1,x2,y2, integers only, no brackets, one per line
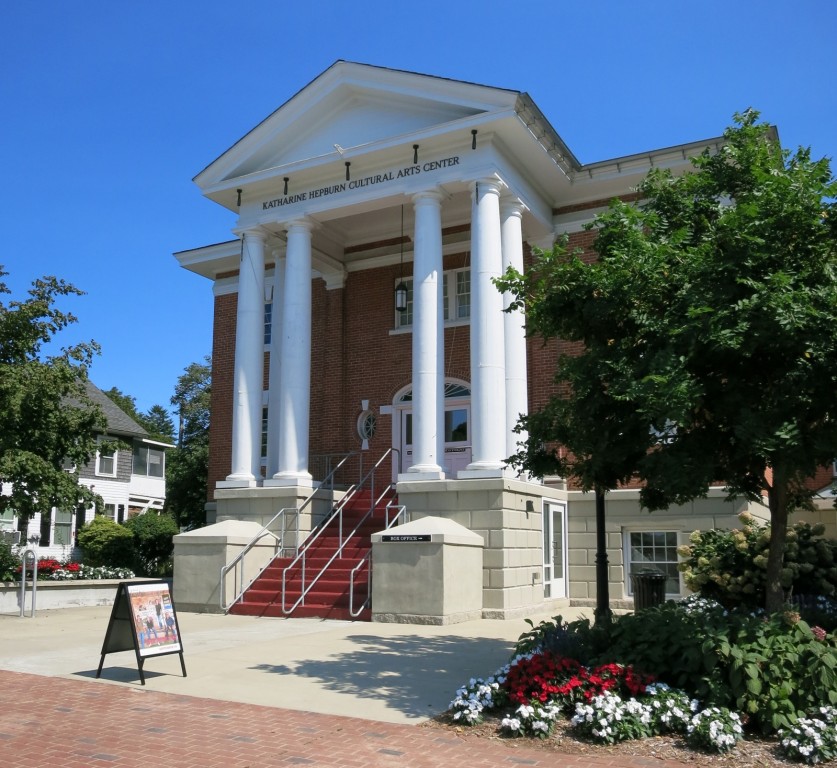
174,62,812,619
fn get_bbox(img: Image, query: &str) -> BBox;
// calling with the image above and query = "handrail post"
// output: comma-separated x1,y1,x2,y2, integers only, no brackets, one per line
19,548,37,618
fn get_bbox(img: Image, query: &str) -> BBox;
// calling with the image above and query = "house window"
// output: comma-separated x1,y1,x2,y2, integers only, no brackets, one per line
103,503,125,523
53,509,73,547
133,445,165,478
395,268,470,330
625,531,681,595
264,301,273,345
96,441,118,477
0,507,14,530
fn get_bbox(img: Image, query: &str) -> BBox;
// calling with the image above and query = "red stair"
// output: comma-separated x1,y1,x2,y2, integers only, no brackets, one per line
229,488,397,620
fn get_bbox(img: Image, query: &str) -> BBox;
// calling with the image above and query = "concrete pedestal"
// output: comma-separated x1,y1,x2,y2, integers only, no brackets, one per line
173,520,276,613
371,516,483,625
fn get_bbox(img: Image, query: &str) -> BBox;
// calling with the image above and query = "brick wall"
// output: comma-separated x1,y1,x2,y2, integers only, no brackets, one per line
208,291,236,494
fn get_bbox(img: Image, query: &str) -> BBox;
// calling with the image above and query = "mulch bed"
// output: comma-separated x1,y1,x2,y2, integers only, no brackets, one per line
421,711,820,767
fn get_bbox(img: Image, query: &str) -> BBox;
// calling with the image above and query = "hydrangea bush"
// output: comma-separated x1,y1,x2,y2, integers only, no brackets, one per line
678,512,837,610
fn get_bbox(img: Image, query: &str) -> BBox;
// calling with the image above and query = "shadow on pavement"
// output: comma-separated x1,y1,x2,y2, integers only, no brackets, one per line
249,632,511,719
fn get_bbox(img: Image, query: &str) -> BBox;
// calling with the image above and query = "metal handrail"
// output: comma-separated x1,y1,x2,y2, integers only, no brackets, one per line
19,548,38,618
348,502,408,617
281,448,400,615
220,451,356,611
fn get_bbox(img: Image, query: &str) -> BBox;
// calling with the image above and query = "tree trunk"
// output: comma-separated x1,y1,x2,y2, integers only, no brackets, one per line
764,472,790,613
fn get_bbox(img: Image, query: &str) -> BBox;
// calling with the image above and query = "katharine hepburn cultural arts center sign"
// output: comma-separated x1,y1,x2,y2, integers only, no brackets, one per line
261,155,461,210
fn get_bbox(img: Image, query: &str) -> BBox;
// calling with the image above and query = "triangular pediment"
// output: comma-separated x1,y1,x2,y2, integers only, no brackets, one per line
195,61,519,190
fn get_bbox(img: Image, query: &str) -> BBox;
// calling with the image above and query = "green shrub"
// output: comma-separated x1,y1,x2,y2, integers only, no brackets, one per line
0,539,20,581
122,513,178,576
512,614,611,665
77,516,135,568
678,513,837,609
588,597,837,734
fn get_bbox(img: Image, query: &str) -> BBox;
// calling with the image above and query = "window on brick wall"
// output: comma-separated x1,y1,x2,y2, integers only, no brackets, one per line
264,302,273,345
395,268,470,330
624,530,681,595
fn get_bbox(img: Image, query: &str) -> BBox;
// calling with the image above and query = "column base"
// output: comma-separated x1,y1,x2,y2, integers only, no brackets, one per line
217,477,260,489
457,465,510,480
264,473,315,488
398,468,446,482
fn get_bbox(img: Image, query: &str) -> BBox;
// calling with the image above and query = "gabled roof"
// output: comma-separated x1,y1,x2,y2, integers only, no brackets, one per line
193,61,545,203
82,380,148,439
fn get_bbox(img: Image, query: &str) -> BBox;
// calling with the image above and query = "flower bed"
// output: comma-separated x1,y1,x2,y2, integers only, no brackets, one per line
448,596,837,764
12,557,135,582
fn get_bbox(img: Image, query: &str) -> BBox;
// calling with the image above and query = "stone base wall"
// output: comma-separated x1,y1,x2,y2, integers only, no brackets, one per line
564,488,762,604
1,579,127,614
395,477,567,619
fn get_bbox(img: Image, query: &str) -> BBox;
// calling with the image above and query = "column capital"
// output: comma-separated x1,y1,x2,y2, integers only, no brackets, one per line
284,218,314,234
472,177,505,198
235,226,269,243
500,197,527,218
412,188,445,206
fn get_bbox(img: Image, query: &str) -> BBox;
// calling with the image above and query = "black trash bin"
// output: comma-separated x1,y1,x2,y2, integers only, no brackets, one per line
630,570,667,611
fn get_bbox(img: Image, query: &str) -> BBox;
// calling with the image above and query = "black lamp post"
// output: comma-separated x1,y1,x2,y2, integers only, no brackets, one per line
594,486,613,626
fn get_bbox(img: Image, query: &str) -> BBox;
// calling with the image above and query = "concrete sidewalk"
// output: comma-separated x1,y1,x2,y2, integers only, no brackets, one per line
0,605,590,725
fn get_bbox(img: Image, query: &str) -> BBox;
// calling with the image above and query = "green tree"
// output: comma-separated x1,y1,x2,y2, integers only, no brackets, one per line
165,358,210,529
0,268,104,529
102,387,173,442
143,404,175,443
498,111,837,613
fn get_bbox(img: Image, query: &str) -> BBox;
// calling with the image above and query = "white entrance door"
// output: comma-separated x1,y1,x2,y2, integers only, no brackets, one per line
399,404,471,474
542,500,567,598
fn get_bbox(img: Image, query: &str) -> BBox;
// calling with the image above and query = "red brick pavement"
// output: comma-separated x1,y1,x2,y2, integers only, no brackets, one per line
0,670,689,768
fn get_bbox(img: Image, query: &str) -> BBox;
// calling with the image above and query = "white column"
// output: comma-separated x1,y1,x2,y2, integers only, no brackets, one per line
403,189,445,479
272,220,313,486
226,229,265,484
501,199,529,460
266,247,285,477
463,178,507,475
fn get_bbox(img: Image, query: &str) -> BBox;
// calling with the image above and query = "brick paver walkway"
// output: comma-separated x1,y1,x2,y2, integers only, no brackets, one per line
0,670,688,767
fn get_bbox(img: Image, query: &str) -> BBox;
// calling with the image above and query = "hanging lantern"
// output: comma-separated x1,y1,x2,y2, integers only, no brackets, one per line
395,281,408,313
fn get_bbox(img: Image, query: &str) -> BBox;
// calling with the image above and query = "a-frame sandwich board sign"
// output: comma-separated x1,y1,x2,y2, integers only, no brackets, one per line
96,580,186,685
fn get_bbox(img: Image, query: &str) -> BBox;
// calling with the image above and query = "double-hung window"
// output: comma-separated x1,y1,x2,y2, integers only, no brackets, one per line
96,439,118,477
395,268,470,330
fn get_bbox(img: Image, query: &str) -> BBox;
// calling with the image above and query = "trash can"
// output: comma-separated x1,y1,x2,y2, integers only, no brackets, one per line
630,569,667,611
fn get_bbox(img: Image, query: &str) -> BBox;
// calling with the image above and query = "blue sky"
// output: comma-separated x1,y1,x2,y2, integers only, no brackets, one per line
2,1,834,415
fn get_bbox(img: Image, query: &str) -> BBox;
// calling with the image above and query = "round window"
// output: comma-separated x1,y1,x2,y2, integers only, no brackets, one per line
357,410,377,441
